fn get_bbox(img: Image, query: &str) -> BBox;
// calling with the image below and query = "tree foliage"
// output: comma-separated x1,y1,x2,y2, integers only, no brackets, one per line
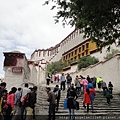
44,0,120,48
46,59,67,74
78,56,99,70
104,49,120,60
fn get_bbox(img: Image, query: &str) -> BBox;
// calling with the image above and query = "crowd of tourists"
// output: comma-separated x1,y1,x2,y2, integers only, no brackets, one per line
0,82,37,120
0,73,113,120
45,73,114,120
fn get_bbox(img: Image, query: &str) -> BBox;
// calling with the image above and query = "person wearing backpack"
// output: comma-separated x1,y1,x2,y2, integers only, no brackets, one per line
20,83,31,120
60,73,66,91
22,86,37,120
5,87,17,120
46,87,56,120
1,90,8,120
75,75,81,96
0,82,6,97
105,87,111,105
53,85,61,112
46,73,51,85
11,87,22,120
66,73,72,89
0,82,6,120
101,80,107,96
67,85,78,120
108,81,113,94
89,86,96,113
32,86,37,120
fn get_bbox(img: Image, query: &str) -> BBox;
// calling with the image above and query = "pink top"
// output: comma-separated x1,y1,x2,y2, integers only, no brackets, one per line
83,79,88,85
7,93,15,109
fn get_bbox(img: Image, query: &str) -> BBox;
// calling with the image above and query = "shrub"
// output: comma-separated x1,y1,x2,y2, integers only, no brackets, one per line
46,59,67,75
78,56,99,70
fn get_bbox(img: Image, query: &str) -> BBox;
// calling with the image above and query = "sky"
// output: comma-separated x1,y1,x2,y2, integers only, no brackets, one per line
0,0,74,78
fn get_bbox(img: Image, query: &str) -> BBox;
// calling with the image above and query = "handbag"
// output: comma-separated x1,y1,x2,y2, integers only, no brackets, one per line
63,99,67,109
73,100,79,110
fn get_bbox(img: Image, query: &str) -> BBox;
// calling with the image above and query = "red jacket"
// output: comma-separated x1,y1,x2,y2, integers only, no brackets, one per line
83,92,91,105
7,93,15,109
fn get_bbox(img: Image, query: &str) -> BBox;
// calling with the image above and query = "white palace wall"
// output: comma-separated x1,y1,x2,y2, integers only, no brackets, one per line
52,32,85,62
69,54,120,92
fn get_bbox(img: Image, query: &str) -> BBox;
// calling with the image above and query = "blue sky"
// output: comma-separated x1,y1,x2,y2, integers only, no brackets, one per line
0,0,74,78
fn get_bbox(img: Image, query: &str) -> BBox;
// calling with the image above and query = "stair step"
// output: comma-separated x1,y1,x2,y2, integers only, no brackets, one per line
35,85,120,116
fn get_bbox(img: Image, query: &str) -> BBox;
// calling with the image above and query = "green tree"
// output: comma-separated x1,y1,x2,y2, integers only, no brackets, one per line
46,59,67,74
44,0,120,48
104,49,120,60
78,56,99,70
68,59,76,65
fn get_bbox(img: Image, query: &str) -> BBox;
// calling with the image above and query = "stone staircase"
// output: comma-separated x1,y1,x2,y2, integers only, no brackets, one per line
35,84,120,119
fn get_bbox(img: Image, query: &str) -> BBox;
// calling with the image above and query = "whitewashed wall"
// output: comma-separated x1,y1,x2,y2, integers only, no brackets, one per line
68,54,120,92
4,67,24,91
91,44,120,61
4,55,31,91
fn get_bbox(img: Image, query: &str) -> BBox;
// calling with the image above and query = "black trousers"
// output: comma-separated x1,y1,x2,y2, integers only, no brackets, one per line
103,87,107,96
76,87,81,95
4,105,12,120
61,81,65,91
56,99,60,111
107,97,110,104
87,104,89,113
48,104,56,120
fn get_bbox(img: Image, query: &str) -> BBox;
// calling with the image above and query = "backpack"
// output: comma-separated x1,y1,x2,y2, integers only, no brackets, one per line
22,92,34,108
67,76,72,83
55,89,60,99
75,80,81,87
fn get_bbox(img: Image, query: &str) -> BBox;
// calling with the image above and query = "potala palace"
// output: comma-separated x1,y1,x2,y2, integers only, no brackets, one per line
3,29,120,92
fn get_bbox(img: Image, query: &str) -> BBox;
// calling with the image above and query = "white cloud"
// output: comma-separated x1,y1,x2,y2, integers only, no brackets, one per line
0,0,74,77
16,46,34,58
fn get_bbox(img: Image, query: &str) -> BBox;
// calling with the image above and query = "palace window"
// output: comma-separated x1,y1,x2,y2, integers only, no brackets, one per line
79,47,81,52
78,54,81,59
75,50,77,55
86,50,88,55
71,52,73,56
86,43,89,49
82,53,84,56
63,56,65,61
82,45,85,51
66,55,67,59
48,51,49,56
74,56,76,60
39,51,41,57
69,53,70,58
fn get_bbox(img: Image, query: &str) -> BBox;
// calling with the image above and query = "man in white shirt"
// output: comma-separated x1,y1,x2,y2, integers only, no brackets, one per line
21,83,31,120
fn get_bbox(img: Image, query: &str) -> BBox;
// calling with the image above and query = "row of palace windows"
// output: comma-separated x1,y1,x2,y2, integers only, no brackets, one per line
62,42,90,62
36,48,58,57
63,49,89,61
63,43,89,59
